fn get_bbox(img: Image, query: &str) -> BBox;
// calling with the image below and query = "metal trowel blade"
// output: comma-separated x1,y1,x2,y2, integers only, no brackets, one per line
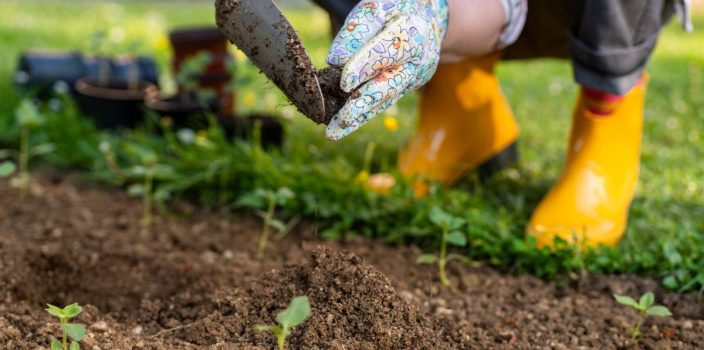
216,0,326,122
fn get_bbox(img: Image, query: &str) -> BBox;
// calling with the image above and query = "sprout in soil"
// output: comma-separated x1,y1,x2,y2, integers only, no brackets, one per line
613,292,672,340
124,144,177,227
256,296,311,350
237,187,298,258
175,52,216,107
416,206,468,286
0,99,54,193
45,303,86,350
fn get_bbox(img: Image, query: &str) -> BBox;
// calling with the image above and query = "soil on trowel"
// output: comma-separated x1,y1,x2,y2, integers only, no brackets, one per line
216,0,348,126
1,174,703,349
176,248,468,349
317,66,353,124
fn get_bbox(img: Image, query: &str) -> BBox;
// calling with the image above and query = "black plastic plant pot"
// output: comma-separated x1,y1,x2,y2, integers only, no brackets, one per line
218,113,284,148
74,77,157,129
248,114,284,148
16,50,84,98
145,94,211,131
16,51,160,100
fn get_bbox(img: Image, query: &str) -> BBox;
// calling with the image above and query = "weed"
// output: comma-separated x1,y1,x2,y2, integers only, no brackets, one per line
256,296,311,350
416,206,468,286
613,292,672,340
124,144,177,227
237,187,297,258
174,52,215,107
45,303,86,350
0,99,54,193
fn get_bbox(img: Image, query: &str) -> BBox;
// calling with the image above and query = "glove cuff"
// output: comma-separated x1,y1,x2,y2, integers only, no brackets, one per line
496,0,528,49
433,0,450,43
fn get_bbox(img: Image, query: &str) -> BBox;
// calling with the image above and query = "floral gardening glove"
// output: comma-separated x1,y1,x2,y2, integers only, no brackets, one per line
325,0,449,140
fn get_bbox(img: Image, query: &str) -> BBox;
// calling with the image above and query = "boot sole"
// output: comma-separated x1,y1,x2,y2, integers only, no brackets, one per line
477,142,519,180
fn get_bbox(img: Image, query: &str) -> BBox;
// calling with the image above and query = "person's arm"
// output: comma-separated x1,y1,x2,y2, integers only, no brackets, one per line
325,0,525,140
441,0,506,64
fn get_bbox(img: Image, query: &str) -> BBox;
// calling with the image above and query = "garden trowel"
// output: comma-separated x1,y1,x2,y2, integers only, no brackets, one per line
215,0,326,123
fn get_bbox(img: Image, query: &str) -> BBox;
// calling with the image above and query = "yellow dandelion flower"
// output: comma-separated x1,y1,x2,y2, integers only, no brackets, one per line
383,116,399,132
243,91,257,108
234,49,248,63
153,34,169,52
355,170,370,183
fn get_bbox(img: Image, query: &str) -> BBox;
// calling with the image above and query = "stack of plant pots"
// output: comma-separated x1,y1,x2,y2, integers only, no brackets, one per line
145,27,235,130
169,27,235,116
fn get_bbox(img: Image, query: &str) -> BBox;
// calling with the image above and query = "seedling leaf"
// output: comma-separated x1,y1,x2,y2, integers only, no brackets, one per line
29,143,56,157
446,231,467,247
16,99,44,129
429,207,452,228
127,183,146,197
51,340,62,350
613,294,639,309
276,296,311,330
62,323,86,341
639,292,654,309
274,187,295,205
236,190,267,209
45,304,65,318
0,161,16,177
416,254,438,264
70,341,81,350
270,219,286,233
646,306,672,317
62,303,83,319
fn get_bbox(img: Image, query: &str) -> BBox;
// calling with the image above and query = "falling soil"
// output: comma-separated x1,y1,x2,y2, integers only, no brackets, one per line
317,66,352,125
1,174,703,349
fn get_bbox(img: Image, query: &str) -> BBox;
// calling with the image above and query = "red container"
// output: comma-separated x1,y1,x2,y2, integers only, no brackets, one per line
169,27,235,115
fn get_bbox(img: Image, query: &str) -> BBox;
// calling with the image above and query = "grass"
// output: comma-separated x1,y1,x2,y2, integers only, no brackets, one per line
0,1,702,290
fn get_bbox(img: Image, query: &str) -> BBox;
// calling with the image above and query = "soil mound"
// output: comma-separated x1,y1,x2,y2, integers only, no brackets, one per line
176,248,468,349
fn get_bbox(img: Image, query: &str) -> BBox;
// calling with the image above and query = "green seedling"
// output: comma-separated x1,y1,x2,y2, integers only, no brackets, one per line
256,296,311,350
0,99,54,193
124,144,177,227
417,206,468,286
175,52,215,107
237,187,297,258
0,161,17,178
45,303,86,350
613,292,672,340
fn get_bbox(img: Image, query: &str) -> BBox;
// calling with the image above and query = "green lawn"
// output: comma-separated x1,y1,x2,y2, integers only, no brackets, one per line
0,1,702,291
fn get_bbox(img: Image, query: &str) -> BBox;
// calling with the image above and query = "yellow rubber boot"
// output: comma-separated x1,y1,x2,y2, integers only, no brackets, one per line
527,78,647,248
367,54,519,195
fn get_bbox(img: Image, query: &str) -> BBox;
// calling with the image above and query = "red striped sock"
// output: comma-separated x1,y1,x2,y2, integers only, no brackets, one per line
583,77,644,116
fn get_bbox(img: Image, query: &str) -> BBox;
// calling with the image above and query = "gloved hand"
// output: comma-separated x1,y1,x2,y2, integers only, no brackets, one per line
325,0,449,140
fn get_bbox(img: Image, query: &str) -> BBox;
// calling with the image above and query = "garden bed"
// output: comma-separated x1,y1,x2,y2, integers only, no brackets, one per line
1,174,702,349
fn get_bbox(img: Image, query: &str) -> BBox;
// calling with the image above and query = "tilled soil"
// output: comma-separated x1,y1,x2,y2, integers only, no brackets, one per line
1,174,703,349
